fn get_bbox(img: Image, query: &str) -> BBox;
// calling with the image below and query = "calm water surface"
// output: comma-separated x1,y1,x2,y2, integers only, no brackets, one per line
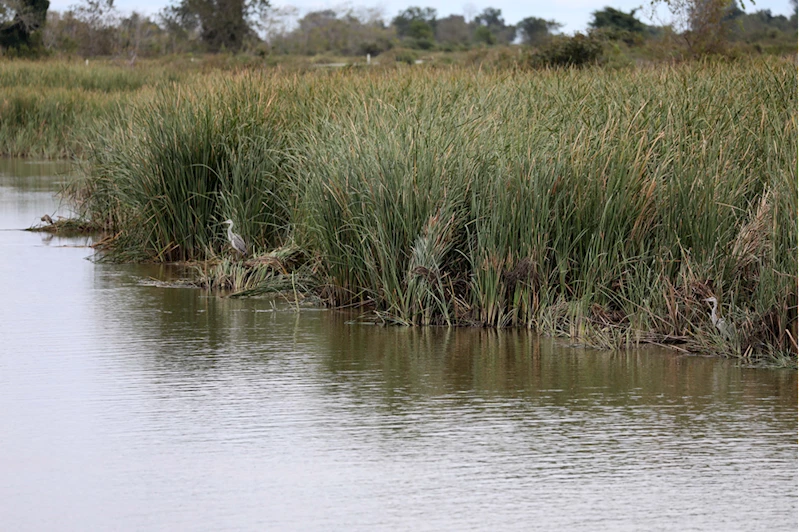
1,160,796,531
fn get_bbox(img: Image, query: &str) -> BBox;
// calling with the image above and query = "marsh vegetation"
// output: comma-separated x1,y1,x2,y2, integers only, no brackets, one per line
2,57,796,364
20,59,797,366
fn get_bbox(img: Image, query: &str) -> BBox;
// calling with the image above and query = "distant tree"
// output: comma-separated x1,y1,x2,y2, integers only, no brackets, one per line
474,7,501,27
70,0,117,55
726,7,797,44
164,0,269,52
653,0,754,54
297,8,335,32
392,6,436,38
158,4,199,54
517,16,562,45
39,3,118,56
473,24,495,44
436,14,470,46
258,3,297,52
392,6,436,48
267,7,392,56
0,0,50,52
295,10,359,54
589,7,646,33
722,2,745,22
750,8,794,30
296,9,338,53
473,7,515,44
117,11,163,59
346,7,393,55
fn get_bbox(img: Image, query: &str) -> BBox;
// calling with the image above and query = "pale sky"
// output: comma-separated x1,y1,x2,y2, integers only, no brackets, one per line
47,0,796,34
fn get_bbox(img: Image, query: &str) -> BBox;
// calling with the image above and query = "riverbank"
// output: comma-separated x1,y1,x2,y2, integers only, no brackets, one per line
5,57,797,365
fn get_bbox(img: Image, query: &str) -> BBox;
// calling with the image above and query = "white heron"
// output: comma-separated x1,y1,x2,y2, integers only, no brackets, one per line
703,296,732,340
222,219,247,257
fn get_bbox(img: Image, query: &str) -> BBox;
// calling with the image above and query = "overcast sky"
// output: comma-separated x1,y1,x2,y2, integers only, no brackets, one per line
47,0,796,34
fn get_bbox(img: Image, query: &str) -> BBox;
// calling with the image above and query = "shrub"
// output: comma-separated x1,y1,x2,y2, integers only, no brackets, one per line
390,48,418,64
529,33,603,68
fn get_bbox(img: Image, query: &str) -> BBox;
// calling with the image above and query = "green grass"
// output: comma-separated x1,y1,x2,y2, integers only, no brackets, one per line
45,56,799,362
73,74,294,262
0,59,191,158
0,60,182,91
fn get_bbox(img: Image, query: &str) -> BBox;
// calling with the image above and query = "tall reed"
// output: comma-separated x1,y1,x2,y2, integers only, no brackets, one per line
71,58,797,361
0,60,187,157
77,74,294,261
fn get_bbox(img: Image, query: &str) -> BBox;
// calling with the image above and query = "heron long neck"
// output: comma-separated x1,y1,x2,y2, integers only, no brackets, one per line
710,299,719,324
227,225,234,241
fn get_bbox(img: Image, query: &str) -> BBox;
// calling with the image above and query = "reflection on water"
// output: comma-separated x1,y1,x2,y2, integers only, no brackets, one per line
1,160,796,531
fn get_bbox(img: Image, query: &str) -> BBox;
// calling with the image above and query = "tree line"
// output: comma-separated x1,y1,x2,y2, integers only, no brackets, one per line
0,0,796,58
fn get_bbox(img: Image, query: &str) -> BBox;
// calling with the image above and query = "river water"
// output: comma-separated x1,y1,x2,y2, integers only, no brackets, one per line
0,159,796,531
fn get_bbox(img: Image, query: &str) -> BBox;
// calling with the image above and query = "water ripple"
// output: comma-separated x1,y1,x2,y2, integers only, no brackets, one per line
0,166,795,531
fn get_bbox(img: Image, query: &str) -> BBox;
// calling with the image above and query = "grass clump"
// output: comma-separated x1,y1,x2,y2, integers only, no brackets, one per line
27,216,100,234
194,245,309,298
297,87,481,323
73,73,294,262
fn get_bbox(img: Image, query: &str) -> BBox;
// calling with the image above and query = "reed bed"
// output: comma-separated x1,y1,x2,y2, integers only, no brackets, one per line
66,58,797,363
0,60,188,157
26,217,99,234
76,75,294,261
0,60,183,91
194,245,308,297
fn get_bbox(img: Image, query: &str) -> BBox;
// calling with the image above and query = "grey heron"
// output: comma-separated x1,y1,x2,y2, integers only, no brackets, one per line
222,219,247,257
703,296,732,339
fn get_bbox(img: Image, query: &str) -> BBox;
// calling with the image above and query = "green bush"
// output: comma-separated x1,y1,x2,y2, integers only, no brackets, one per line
391,48,418,64
529,33,603,68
